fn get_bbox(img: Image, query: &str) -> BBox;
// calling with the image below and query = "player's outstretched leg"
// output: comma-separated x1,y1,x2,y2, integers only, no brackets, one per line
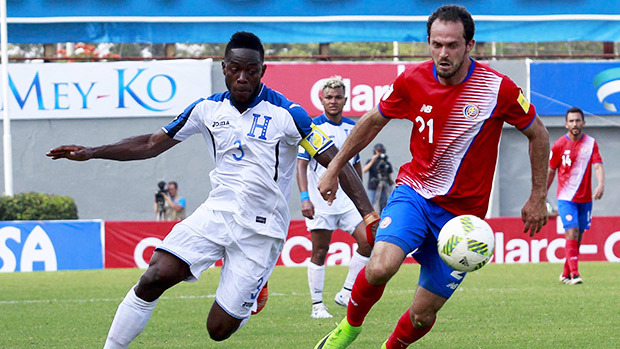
104,250,190,348
314,317,362,349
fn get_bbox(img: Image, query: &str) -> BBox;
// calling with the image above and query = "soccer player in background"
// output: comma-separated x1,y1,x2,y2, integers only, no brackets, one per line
314,5,550,349
547,107,604,285
47,31,379,348
297,76,372,319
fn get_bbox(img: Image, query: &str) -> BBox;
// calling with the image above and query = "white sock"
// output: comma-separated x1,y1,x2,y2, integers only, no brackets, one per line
104,287,159,349
307,262,325,304
343,251,370,290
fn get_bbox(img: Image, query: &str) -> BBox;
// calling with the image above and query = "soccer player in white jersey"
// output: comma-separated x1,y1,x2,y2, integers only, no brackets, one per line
297,77,372,319
47,32,380,348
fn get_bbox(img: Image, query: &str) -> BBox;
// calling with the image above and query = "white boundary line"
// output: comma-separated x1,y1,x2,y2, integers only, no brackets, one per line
6,14,620,24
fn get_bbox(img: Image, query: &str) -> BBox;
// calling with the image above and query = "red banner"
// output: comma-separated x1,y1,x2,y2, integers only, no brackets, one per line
261,62,421,117
104,217,620,269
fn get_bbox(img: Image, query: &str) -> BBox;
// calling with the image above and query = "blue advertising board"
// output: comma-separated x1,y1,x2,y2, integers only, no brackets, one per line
531,61,620,116
0,220,103,272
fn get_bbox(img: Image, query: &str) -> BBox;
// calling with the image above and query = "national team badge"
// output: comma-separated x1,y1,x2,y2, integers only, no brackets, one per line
463,104,480,120
379,216,392,229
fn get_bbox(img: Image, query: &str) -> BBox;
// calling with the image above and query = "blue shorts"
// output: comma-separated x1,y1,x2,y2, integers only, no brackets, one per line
557,200,592,232
375,185,464,299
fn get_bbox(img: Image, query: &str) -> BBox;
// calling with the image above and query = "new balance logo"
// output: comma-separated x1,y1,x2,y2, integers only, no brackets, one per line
420,104,433,113
446,282,459,290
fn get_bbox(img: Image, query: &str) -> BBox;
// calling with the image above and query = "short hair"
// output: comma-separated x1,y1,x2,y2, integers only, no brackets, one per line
167,181,178,189
566,106,585,121
427,5,475,43
322,76,346,95
225,31,265,61
374,143,386,153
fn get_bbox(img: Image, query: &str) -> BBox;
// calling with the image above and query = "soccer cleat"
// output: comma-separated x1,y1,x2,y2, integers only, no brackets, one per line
334,289,351,307
559,274,571,284
567,275,583,285
311,303,333,319
251,282,268,315
314,317,362,349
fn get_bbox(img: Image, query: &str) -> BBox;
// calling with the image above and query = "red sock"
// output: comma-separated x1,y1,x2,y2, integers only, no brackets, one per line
347,267,385,327
565,239,580,277
561,259,570,278
385,309,436,348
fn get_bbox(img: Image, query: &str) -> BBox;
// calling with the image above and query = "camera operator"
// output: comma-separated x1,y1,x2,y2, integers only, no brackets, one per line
153,181,186,221
363,143,394,213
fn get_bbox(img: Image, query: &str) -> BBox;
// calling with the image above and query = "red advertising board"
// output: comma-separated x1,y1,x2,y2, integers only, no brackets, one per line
261,62,421,117
104,217,620,269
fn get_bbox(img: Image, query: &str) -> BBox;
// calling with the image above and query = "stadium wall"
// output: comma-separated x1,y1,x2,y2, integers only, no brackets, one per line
1,218,619,272
0,60,618,221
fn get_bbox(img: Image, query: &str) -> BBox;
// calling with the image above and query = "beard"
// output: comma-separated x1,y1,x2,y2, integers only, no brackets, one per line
436,58,464,79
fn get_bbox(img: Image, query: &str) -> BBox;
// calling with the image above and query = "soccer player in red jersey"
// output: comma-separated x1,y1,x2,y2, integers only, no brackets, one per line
547,107,604,285
314,5,550,349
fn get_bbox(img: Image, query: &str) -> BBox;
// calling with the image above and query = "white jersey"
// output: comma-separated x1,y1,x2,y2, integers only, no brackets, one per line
298,114,360,215
163,84,333,240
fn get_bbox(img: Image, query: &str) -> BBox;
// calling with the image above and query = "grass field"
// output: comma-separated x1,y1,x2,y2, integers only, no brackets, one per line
1,262,619,348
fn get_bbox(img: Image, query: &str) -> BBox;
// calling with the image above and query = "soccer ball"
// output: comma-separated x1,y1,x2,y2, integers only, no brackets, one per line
437,215,495,272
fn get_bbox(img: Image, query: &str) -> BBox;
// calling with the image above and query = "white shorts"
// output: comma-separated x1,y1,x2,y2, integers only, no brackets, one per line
157,205,283,319
305,207,363,233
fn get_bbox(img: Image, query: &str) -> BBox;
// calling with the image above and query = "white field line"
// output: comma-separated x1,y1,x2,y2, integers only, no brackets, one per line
0,289,420,306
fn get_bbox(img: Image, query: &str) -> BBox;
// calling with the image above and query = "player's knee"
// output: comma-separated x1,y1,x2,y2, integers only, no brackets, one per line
410,311,435,329
365,262,397,284
311,248,329,264
206,321,235,341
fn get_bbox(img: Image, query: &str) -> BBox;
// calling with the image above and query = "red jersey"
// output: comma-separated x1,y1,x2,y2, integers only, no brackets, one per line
549,134,602,203
378,59,536,218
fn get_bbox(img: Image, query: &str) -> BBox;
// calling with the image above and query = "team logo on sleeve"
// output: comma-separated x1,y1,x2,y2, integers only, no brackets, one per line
463,104,480,120
517,91,531,114
300,124,331,156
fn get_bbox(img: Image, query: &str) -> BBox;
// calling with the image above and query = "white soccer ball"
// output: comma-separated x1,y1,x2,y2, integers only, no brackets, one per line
437,215,495,272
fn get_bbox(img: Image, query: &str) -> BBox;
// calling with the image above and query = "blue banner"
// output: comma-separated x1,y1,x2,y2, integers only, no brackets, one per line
0,220,103,272
6,0,620,43
531,61,620,116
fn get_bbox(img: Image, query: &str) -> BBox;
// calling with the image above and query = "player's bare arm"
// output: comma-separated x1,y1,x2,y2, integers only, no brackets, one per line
546,167,557,190
314,146,374,218
593,163,605,200
296,158,315,219
46,130,180,161
520,116,550,236
318,107,389,203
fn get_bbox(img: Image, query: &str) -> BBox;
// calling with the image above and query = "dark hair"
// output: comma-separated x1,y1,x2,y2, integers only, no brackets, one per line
427,5,475,43
167,181,178,189
565,106,585,121
374,143,386,153
225,31,265,61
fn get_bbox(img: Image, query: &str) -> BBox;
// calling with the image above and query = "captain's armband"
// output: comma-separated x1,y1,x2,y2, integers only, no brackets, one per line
299,124,332,157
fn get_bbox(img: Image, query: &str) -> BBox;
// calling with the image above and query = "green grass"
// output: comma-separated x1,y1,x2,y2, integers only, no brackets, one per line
1,262,619,348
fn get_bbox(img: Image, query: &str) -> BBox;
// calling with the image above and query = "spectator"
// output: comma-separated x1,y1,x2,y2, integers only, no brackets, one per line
363,143,394,213
154,181,186,221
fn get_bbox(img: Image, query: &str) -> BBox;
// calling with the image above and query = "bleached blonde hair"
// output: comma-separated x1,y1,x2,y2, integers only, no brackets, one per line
322,76,346,94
